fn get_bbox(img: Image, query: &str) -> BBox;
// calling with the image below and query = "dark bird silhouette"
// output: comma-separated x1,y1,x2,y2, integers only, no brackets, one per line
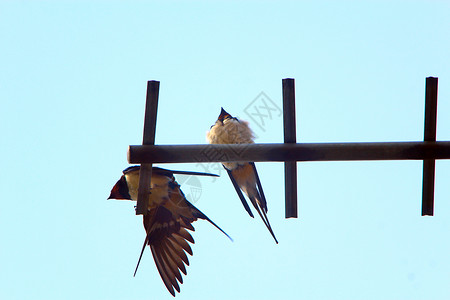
108,166,231,296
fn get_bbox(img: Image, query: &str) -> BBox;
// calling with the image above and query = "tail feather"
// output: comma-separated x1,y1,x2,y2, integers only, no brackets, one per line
226,168,254,218
249,163,278,243
250,196,278,244
188,203,233,242
251,162,267,213
134,233,149,277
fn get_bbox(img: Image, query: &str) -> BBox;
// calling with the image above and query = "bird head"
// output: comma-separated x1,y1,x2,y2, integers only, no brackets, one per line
218,107,232,123
108,175,132,200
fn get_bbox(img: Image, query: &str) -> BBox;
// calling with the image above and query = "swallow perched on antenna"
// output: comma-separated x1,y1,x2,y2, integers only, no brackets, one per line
207,108,278,244
108,166,231,297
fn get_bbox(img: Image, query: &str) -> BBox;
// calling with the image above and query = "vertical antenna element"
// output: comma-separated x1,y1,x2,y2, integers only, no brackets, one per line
136,81,160,215
283,78,298,218
422,77,438,216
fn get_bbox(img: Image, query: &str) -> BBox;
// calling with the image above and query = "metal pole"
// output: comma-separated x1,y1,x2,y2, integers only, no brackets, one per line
283,78,298,218
422,77,438,216
128,141,450,164
136,81,160,215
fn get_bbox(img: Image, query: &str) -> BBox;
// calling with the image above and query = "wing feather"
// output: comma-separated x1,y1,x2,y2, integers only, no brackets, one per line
250,162,268,213
170,234,193,256
175,227,195,243
150,245,178,296
130,171,230,296
167,237,190,268
163,241,187,278
159,244,183,285
225,167,254,218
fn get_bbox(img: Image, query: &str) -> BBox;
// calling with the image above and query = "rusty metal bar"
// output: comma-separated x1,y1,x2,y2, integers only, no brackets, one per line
422,77,438,216
128,141,450,164
136,81,160,215
283,78,298,218
422,160,435,215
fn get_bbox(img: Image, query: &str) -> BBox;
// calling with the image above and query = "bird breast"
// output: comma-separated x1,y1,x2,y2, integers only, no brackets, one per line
207,118,255,144
124,172,171,208
207,118,255,170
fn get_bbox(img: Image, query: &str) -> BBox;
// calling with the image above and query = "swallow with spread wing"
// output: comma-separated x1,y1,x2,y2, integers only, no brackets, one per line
207,108,278,244
108,166,231,297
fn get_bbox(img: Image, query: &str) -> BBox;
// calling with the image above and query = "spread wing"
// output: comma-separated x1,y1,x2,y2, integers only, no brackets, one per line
111,165,230,296
142,205,196,297
134,178,231,296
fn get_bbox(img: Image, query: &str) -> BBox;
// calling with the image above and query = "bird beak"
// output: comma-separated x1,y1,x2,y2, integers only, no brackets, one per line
108,176,132,200
218,107,231,122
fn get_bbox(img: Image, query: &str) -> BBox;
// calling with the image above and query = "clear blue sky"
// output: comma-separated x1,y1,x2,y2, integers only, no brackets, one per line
1,1,450,299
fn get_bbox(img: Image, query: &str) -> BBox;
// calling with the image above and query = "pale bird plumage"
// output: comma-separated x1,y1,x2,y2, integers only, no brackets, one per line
207,116,255,170
207,108,278,243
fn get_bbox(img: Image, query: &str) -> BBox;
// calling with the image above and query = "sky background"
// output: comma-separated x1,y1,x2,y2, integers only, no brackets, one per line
1,1,450,299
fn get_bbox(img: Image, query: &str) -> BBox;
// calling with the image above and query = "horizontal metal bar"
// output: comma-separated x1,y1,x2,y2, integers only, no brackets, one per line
128,141,450,164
